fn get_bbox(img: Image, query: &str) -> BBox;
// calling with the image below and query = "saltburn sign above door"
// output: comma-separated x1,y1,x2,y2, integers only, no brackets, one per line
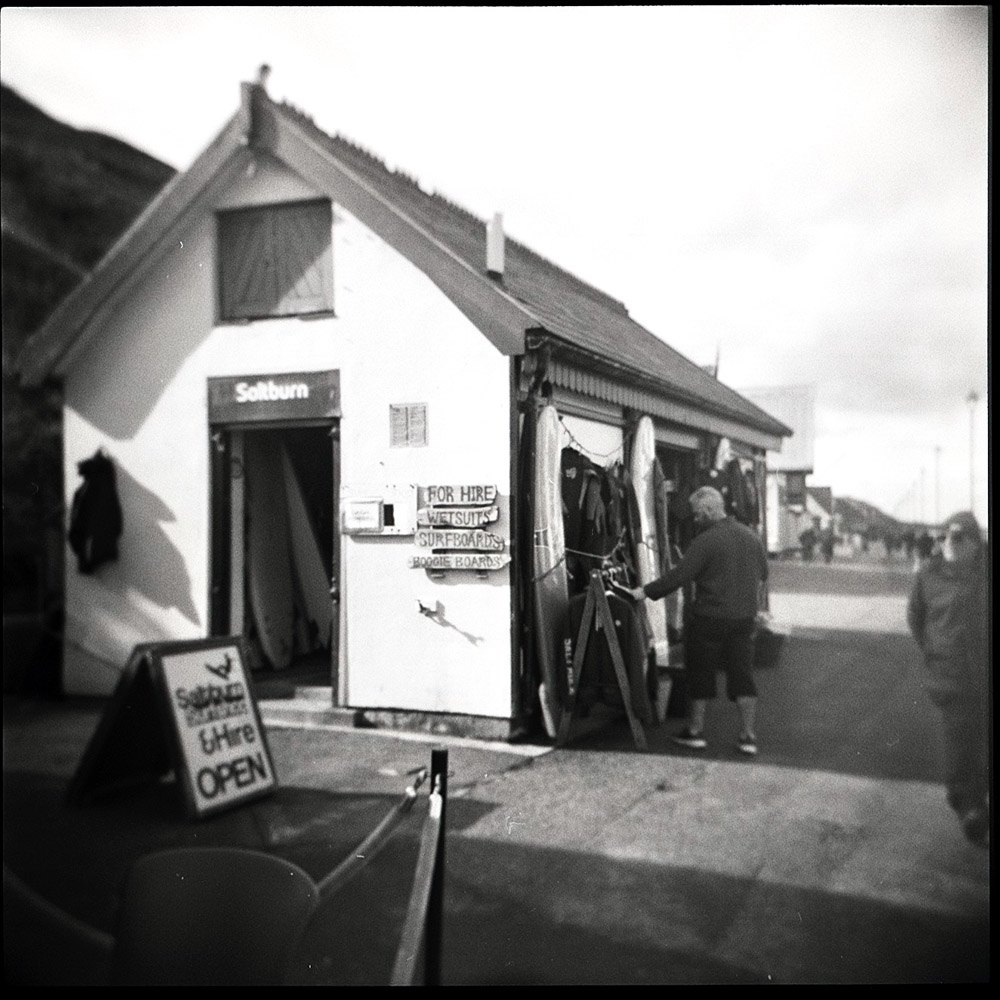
208,370,341,424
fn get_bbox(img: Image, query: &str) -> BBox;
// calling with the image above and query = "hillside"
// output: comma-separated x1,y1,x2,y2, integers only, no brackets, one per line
834,495,908,539
2,82,175,614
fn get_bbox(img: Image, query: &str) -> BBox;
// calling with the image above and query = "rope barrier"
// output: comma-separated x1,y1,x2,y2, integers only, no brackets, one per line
528,549,567,584
2,863,116,956
530,532,642,584
315,768,428,901
389,775,444,986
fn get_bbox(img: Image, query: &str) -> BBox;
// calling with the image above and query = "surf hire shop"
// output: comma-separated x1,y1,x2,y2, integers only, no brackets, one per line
15,73,790,740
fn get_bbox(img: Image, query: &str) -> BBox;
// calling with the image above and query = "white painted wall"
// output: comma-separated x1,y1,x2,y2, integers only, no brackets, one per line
61,154,513,719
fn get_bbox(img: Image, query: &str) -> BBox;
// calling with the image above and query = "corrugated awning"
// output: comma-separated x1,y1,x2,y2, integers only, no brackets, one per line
548,359,784,452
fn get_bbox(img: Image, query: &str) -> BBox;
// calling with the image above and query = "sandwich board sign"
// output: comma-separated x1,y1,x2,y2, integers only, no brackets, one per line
67,637,277,820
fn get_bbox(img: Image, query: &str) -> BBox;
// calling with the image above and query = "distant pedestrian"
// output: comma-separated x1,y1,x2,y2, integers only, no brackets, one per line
906,511,989,847
913,530,935,572
629,486,768,756
820,527,835,564
883,532,900,562
799,526,817,561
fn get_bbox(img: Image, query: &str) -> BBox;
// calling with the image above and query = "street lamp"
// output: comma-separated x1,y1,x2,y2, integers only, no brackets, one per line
966,390,979,513
934,445,941,523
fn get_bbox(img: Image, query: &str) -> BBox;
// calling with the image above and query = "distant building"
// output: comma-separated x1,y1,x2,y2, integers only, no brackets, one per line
807,486,834,531
737,385,817,555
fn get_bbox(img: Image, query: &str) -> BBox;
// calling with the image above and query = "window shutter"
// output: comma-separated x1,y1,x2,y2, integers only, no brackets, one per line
219,201,333,321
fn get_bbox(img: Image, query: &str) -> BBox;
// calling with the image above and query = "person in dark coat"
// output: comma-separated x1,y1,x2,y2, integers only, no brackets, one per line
820,527,836,564
799,525,817,561
906,511,989,847
628,486,768,756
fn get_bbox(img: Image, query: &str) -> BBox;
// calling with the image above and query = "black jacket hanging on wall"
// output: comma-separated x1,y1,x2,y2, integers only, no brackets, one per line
68,450,123,574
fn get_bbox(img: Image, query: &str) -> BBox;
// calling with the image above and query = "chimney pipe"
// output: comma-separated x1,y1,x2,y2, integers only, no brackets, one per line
486,212,505,280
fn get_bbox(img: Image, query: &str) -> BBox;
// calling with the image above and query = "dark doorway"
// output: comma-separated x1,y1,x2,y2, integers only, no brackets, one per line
210,423,338,688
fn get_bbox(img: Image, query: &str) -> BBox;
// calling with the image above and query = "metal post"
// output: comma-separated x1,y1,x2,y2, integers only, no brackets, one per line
966,391,979,512
425,747,448,986
934,446,941,523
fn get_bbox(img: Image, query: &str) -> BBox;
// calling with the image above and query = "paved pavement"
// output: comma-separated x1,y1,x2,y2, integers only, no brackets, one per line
2,552,991,984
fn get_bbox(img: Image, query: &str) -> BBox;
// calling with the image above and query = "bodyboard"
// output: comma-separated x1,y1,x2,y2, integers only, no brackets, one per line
653,458,684,635
244,434,295,670
533,404,570,737
630,416,669,667
281,443,333,651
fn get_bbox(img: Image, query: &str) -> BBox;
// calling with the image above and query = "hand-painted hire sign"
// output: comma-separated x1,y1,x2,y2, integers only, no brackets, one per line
410,485,509,572
208,369,340,424
421,484,497,507
415,529,505,551
416,505,499,528
409,553,511,570
66,638,276,820
154,640,276,818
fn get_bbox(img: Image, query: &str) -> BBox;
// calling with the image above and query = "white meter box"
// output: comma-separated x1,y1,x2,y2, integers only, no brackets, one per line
341,485,417,535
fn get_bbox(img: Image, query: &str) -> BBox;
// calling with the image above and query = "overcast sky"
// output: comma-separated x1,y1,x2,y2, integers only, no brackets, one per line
0,6,989,528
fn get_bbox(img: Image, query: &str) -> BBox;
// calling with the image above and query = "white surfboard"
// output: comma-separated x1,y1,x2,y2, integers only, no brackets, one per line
244,434,295,670
654,461,684,637
281,444,332,652
631,415,669,667
533,404,570,738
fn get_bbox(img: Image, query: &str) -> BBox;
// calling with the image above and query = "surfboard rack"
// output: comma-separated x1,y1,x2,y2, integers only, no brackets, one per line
556,570,648,751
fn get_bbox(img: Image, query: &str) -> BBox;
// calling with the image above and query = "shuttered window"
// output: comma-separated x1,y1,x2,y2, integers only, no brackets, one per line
218,200,333,321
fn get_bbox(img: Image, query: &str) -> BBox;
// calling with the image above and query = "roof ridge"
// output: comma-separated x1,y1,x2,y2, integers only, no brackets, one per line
275,99,629,317
504,238,630,316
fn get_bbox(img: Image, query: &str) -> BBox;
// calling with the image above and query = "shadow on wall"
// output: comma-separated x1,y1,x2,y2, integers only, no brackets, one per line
66,237,214,441
96,462,201,628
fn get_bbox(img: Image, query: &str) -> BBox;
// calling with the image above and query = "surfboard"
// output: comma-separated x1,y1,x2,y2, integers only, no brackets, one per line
281,443,333,652
653,458,684,637
533,404,570,738
630,416,669,667
244,433,296,670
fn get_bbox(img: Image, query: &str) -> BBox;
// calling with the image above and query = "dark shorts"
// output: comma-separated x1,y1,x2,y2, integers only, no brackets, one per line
685,615,758,701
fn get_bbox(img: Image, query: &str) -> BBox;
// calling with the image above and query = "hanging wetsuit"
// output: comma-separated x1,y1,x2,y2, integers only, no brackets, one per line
725,459,752,524
561,447,607,593
68,450,123,574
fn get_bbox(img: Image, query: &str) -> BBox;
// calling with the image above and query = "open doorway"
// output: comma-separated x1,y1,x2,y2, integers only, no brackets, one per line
210,423,338,689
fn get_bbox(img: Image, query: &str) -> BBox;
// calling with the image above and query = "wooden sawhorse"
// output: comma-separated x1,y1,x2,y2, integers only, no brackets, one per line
556,570,648,750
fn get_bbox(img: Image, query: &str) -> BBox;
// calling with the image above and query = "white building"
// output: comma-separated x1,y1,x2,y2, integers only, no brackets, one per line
17,76,790,739
737,385,817,555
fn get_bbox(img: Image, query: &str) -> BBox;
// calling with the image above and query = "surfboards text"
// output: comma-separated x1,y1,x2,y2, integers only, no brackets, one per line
409,554,511,570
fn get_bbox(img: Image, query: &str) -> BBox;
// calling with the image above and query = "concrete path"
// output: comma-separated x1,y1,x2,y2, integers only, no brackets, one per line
2,552,990,984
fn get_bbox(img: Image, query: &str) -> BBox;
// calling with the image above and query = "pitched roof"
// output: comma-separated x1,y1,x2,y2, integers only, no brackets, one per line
298,110,789,439
808,486,834,515
16,81,790,441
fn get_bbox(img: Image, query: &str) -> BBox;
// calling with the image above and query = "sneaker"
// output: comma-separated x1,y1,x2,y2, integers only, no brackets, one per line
736,735,758,756
671,728,707,750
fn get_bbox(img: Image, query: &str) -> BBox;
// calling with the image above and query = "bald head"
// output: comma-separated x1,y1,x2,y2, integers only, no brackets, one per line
689,486,727,524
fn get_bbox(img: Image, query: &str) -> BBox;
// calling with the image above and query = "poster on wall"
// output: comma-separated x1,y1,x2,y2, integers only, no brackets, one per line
67,637,277,820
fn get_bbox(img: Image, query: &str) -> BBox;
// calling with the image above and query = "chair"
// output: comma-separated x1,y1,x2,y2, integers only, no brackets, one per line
7,749,448,986
112,747,448,986
111,847,320,986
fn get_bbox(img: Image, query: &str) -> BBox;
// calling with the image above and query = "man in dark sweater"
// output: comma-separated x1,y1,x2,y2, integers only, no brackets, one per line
629,485,768,755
